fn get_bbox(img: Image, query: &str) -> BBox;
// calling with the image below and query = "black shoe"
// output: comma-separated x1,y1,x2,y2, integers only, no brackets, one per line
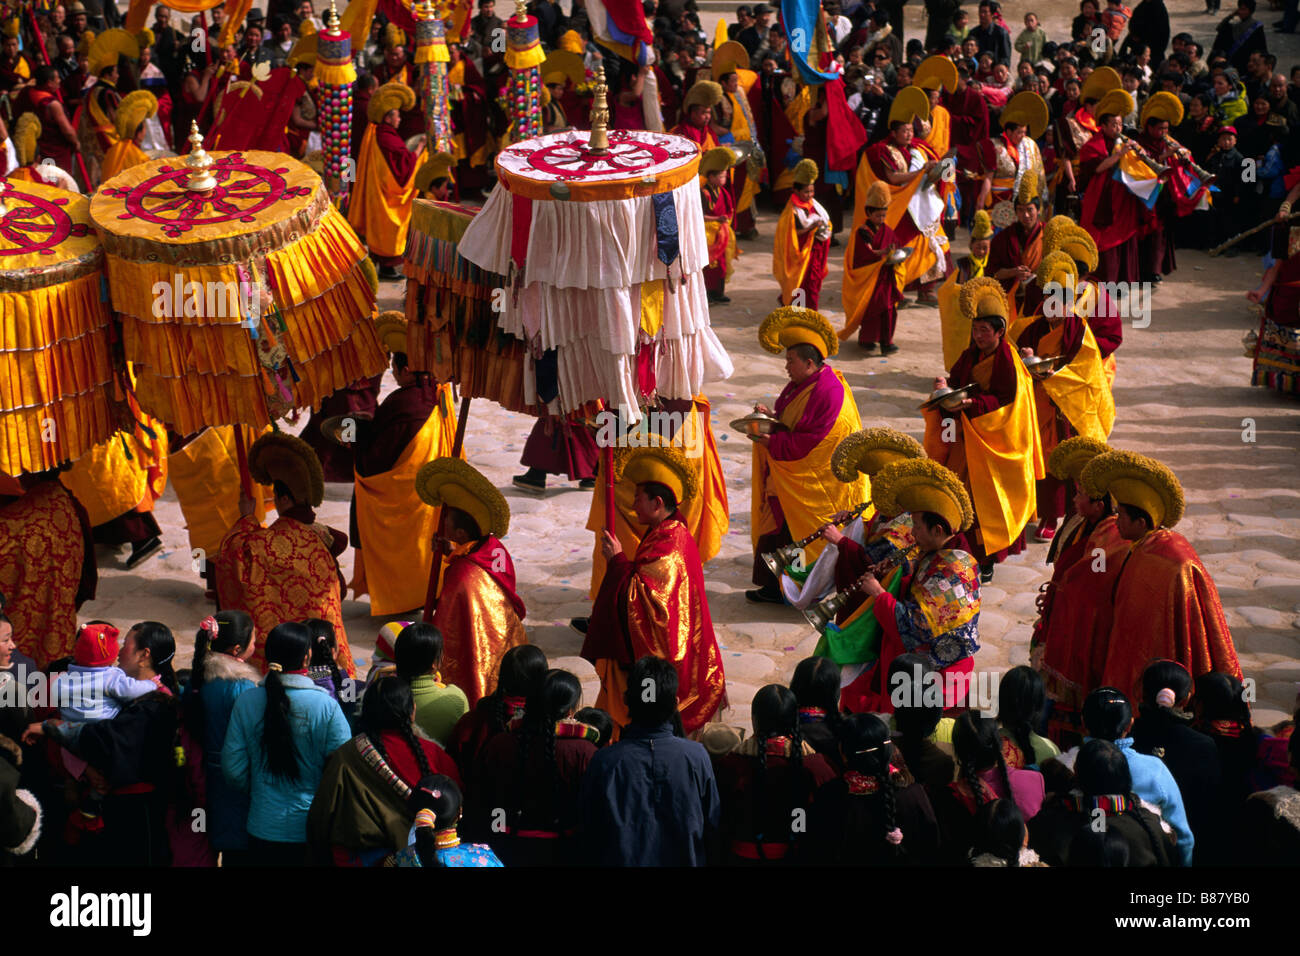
377,265,400,280
745,588,784,605
881,343,900,355
978,562,995,584
512,473,546,495
578,478,596,490
570,617,589,634
125,536,162,569
858,340,878,353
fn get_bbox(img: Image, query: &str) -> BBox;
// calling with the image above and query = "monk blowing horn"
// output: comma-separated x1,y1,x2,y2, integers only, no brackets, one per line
802,545,917,633
761,499,873,581
1209,210,1300,256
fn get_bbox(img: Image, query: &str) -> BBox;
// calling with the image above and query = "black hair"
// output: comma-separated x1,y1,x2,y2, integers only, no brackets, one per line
1068,826,1132,866
487,643,548,734
998,666,1045,768
1117,502,1152,530
639,480,678,514
186,610,254,743
788,342,825,366
394,622,444,683
625,655,679,727
790,655,845,736
749,684,806,856
838,712,900,853
272,479,298,505
575,706,614,747
953,711,1013,810
362,673,435,781
889,653,944,772
0,610,10,628
409,774,463,868
129,621,179,696
514,669,583,832
35,64,60,86
304,618,343,703
1194,672,1253,728
1082,686,1133,741
262,621,312,781
1140,660,1193,711
971,798,1026,865
1076,737,1132,794
916,511,953,536
448,506,483,541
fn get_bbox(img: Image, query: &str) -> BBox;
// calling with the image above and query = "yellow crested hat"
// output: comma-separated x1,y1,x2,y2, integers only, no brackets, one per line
1055,226,1099,274
540,50,584,87
374,310,408,354
711,40,750,80
970,209,993,241
700,146,737,177
415,458,511,537
1081,65,1122,104
114,89,158,140
1001,90,1049,138
1035,250,1077,290
135,27,155,49
1048,436,1112,483
792,158,818,186
77,30,96,55
871,458,973,533
415,151,457,191
831,427,925,482
383,22,407,49
913,55,958,93
1095,88,1135,122
1041,214,1077,251
368,80,416,123
759,306,838,359
888,85,930,126
959,276,1008,327
615,444,700,505
249,432,325,508
558,29,585,54
88,28,140,75
1015,172,1040,205
14,113,40,167
1140,90,1184,128
683,79,724,112
863,180,890,210
299,19,318,38
1081,450,1184,529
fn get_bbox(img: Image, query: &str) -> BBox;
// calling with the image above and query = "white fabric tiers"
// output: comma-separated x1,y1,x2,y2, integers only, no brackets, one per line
458,163,733,417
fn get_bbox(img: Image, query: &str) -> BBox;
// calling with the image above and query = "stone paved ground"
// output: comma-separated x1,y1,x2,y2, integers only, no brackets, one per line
80,2,1300,732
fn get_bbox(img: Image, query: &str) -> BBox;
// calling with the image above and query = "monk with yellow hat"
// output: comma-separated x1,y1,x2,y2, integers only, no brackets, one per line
1033,436,1127,745
987,172,1046,316
1078,87,1145,283
415,458,528,704
349,312,458,616
711,40,762,238
1134,91,1208,285
912,56,958,155
924,277,1043,583
581,445,726,734
671,79,725,151
974,89,1048,229
840,458,982,713
348,80,427,278
841,179,904,352
216,433,355,675
78,28,139,187
1080,451,1242,703
1012,252,1115,542
1045,221,1123,381
773,159,832,309
700,146,739,303
99,89,156,181
749,308,868,603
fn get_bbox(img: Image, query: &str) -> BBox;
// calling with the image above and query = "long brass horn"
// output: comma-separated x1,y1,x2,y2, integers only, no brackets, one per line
760,500,872,582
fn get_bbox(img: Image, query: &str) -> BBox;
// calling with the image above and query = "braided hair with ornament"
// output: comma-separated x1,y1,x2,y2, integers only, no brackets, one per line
408,774,464,869
838,712,905,855
953,711,1013,812
747,684,808,859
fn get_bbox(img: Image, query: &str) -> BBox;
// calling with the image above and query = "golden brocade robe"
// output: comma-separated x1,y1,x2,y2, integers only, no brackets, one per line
215,514,354,676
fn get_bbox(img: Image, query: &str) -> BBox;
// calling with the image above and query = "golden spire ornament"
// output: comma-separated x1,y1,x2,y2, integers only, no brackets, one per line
587,65,609,154
326,0,340,30
513,0,527,20
184,120,216,192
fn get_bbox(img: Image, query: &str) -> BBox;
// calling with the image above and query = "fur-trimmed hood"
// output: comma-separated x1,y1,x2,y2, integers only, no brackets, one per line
203,652,263,685
1251,786,1300,832
971,847,1047,867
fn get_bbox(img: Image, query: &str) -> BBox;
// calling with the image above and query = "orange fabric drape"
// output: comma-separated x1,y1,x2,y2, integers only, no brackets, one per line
100,139,151,182
348,123,425,259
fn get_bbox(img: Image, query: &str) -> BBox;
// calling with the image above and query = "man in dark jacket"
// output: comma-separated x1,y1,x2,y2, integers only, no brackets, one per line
579,656,720,865
969,0,1011,66
1124,0,1170,62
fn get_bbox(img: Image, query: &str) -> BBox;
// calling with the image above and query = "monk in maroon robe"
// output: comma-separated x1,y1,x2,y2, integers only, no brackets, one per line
847,218,903,349
1078,115,1147,284
1016,313,1085,529
304,376,384,483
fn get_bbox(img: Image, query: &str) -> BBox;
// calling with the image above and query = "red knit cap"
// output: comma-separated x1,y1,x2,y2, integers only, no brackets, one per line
74,623,121,668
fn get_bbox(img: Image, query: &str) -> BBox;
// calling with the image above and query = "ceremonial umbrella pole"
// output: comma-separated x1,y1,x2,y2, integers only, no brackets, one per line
505,0,545,143
315,0,358,206
411,67,734,613
88,122,388,450
0,178,118,478
414,0,454,155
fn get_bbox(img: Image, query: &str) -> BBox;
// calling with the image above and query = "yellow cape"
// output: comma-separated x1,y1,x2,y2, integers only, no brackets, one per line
348,123,426,258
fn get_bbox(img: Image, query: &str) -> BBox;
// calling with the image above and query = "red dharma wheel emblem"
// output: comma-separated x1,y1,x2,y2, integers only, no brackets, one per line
527,131,674,179
102,153,311,238
0,187,87,257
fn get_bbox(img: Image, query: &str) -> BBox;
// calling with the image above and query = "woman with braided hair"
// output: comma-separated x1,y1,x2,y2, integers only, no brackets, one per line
390,775,503,867
969,798,1045,866
790,656,847,770
307,674,459,866
809,713,940,865
469,669,597,865
446,644,547,789
713,684,837,864
997,666,1060,769
931,711,1044,863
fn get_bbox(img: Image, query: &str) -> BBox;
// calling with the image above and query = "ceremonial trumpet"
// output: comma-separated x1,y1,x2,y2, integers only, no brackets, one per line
1115,132,1169,177
761,500,872,582
802,545,917,633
